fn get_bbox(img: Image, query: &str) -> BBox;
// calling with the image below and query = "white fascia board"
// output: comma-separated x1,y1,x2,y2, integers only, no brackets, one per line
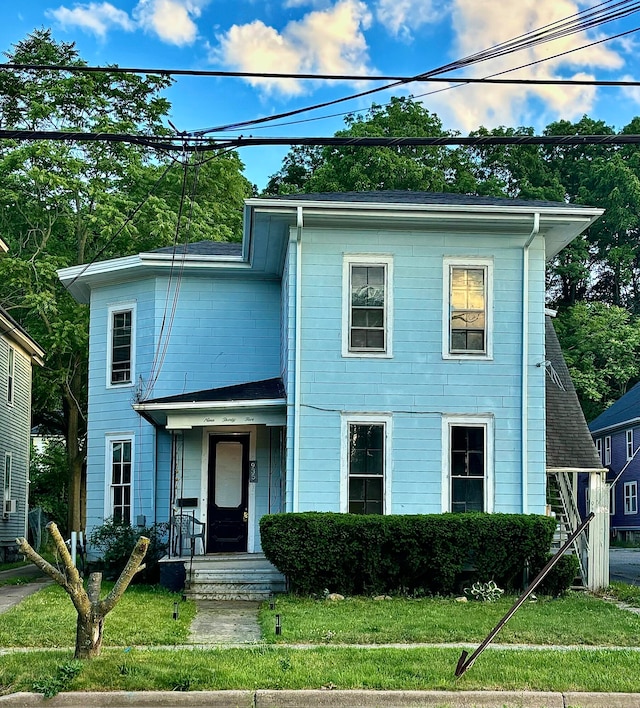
0,311,45,365
589,417,640,436
246,196,604,219
133,398,286,413
547,467,608,474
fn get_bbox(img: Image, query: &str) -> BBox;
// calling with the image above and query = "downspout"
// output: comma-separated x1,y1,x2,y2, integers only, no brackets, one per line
522,212,540,513
293,206,303,512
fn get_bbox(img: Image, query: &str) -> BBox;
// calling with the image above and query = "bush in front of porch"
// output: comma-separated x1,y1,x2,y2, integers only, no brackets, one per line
260,512,564,596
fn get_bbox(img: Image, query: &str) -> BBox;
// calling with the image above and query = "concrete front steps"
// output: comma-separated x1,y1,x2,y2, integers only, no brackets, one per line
184,553,286,600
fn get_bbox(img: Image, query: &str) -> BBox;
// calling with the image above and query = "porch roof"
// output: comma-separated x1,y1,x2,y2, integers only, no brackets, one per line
133,377,286,429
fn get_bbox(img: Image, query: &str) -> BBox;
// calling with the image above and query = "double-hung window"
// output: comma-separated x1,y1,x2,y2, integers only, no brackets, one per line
7,346,14,405
624,481,637,515
443,258,493,359
341,416,391,514
604,435,612,466
627,430,634,461
342,255,393,357
595,438,602,464
443,415,494,513
109,438,132,523
108,304,135,386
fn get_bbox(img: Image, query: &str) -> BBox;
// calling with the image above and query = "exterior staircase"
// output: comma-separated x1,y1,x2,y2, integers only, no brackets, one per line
546,469,589,586
183,553,286,600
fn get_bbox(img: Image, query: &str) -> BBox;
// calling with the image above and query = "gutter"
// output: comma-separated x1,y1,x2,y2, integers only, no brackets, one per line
293,206,303,513
522,212,540,513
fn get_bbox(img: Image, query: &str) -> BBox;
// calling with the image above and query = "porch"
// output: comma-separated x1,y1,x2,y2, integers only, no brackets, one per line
160,552,286,600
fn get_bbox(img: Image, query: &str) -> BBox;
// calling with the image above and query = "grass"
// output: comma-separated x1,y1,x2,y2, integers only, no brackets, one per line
259,593,640,646
1,646,640,694
0,560,29,572
607,581,640,608
0,582,196,647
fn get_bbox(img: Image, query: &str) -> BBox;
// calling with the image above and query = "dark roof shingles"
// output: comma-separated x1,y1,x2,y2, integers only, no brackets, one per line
545,317,602,469
143,377,285,405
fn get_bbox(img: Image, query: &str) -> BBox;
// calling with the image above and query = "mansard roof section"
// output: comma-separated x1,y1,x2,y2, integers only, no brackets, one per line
247,190,603,261
545,316,602,470
589,382,640,435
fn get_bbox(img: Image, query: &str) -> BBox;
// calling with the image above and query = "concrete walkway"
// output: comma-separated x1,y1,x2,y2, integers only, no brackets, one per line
0,578,51,613
188,600,261,644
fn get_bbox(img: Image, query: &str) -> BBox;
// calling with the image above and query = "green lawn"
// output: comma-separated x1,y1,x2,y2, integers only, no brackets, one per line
1,646,640,694
2,583,640,696
259,593,640,646
0,583,196,647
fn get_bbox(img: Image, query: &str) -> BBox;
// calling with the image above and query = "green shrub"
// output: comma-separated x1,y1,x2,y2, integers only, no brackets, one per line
88,518,168,583
536,553,580,597
260,512,558,596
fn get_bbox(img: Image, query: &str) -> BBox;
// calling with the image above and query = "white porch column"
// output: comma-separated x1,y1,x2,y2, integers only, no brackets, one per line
587,469,610,591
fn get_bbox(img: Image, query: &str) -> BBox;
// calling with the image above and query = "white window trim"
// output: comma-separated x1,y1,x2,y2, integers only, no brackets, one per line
340,413,392,514
595,438,602,464
442,256,493,361
107,302,136,389
342,254,393,358
627,430,634,461
604,435,612,466
610,484,615,516
441,414,494,513
624,480,637,515
7,346,14,406
104,433,135,522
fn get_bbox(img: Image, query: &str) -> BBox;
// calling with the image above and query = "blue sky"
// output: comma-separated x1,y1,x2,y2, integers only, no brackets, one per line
1,1,640,188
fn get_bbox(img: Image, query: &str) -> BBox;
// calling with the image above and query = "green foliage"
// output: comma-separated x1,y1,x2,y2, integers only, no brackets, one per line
88,518,168,583
536,554,580,597
553,303,640,420
32,660,83,698
260,512,557,596
464,580,504,602
29,438,68,534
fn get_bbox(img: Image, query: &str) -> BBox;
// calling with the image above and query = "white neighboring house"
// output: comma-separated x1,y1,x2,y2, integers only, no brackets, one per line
0,238,45,561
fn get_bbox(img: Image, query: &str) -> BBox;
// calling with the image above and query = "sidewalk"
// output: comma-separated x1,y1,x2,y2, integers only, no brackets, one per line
2,689,640,707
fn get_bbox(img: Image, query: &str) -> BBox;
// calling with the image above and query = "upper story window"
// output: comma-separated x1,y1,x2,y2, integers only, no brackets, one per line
443,258,493,360
342,255,393,357
595,438,602,463
7,346,14,405
627,429,634,461
604,435,611,466
108,304,135,387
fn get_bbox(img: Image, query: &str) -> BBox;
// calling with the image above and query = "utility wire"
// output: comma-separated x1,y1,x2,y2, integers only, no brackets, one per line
193,0,640,135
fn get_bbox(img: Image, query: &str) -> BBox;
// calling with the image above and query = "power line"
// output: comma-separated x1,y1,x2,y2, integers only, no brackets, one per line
193,0,640,135
2,128,640,151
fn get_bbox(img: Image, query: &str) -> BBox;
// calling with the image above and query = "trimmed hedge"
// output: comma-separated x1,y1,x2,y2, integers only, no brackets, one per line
260,512,560,596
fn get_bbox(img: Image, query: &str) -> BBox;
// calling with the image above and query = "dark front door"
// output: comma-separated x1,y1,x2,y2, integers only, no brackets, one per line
207,434,249,553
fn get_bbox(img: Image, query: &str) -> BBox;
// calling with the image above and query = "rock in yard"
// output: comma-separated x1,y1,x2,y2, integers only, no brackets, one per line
455,596,468,603
326,593,345,601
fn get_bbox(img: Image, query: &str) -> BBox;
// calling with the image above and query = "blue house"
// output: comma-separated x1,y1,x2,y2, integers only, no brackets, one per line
58,191,605,595
588,384,640,542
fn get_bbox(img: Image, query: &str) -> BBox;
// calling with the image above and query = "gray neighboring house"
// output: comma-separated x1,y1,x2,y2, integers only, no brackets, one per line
0,268,44,561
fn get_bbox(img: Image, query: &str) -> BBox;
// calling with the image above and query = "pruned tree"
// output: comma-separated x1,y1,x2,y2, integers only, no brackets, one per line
17,522,148,659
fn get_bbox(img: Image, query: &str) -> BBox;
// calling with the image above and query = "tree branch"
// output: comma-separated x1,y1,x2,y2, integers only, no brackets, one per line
99,536,149,616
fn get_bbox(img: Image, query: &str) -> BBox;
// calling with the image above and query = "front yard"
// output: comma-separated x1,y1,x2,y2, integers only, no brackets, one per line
1,583,640,694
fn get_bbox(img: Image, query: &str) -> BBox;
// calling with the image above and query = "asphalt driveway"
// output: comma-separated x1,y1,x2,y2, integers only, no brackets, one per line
610,547,640,585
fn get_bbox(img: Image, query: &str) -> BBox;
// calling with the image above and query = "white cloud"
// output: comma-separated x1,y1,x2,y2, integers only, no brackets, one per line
426,0,624,131
134,0,209,46
375,0,448,40
46,2,135,37
214,0,373,96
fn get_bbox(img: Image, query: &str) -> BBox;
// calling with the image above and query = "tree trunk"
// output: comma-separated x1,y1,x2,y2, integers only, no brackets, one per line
75,611,104,659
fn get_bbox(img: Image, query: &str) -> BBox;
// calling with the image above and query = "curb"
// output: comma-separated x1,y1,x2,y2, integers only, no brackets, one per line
3,691,640,707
